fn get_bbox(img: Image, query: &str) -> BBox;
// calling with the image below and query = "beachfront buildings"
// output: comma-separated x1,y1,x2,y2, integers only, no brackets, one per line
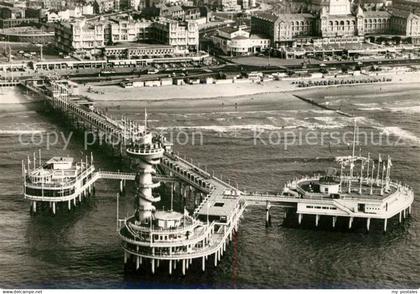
251,0,420,47
211,26,271,55
55,18,106,54
55,14,199,55
108,15,199,53
153,20,199,52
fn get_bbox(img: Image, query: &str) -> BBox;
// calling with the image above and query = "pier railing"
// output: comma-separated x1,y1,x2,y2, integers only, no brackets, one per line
25,165,95,189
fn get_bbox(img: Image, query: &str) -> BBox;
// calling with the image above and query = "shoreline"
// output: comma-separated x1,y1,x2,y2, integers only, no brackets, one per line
3,70,420,105
79,71,420,102
0,87,39,105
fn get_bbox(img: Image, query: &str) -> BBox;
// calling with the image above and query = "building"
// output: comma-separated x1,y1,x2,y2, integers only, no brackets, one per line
109,16,199,53
183,6,201,20
0,26,55,43
218,0,241,11
93,0,120,14
103,42,175,58
141,5,185,20
392,0,420,13
211,26,271,55
251,0,420,47
42,0,66,10
0,5,25,19
390,9,420,37
153,19,199,53
46,4,94,22
0,17,40,28
0,4,42,28
109,16,153,43
57,15,199,55
55,18,106,54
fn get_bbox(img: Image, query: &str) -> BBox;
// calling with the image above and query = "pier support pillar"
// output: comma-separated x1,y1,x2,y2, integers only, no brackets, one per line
52,202,56,215
399,211,402,223
124,251,128,264
202,256,205,272
315,215,320,227
174,260,176,270
151,259,155,274
366,218,371,232
408,205,412,215
265,201,271,227
68,200,71,211
348,217,353,229
403,208,406,219
73,197,77,207
186,258,189,270
384,218,388,232
332,216,337,228
182,260,186,276
32,201,37,213
136,256,140,270
169,260,172,275
298,213,303,225
140,256,143,265
120,180,124,195
214,252,217,267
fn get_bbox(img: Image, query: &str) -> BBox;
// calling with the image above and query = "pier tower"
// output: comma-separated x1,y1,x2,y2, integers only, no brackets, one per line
126,111,165,222
118,111,243,275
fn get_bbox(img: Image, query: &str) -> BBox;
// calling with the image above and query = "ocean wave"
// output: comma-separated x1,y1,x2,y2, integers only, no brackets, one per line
158,121,348,133
376,126,420,145
0,129,46,135
387,106,420,113
158,124,284,133
358,107,385,111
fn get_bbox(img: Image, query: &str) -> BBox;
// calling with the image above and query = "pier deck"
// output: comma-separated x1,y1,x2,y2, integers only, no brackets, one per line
21,77,415,275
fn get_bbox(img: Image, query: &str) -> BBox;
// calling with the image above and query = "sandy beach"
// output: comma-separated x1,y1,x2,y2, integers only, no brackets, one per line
78,80,297,101
78,70,420,102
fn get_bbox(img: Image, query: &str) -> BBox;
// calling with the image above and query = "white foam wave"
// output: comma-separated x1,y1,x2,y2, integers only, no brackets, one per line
0,129,46,135
358,107,385,111
158,124,284,133
159,121,347,133
377,126,420,145
387,106,420,113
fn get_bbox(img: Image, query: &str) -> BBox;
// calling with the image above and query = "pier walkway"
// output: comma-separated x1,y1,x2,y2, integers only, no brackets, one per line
21,77,415,275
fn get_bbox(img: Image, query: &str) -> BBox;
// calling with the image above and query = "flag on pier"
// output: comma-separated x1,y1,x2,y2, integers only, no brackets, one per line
376,153,382,184
144,108,148,131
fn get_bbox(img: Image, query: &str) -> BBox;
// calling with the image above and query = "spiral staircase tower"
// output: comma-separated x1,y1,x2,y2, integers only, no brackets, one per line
126,112,164,222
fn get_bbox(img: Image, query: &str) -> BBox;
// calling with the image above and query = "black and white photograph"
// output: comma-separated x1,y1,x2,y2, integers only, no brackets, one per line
0,0,419,291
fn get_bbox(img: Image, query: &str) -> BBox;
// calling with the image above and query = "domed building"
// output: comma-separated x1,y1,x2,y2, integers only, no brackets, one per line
251,0,420,47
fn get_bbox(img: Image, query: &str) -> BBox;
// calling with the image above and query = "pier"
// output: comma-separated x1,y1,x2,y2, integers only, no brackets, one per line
21,77,415,275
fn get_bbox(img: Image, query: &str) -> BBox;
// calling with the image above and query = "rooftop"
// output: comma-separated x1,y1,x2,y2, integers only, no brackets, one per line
218,26,243,34
297,178,397,201
154,210,183,221
252,12,279,22
46,157,74,165
105,42,173,49
364,10,392,17
0,26,54,35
